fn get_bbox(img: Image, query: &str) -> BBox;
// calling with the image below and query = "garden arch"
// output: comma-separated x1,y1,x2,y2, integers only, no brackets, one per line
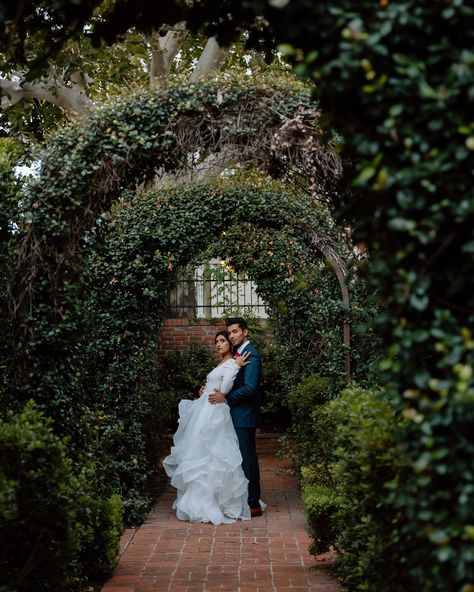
78,178,352,519
11,76,348,402
7,79,352,517
84,178,351,383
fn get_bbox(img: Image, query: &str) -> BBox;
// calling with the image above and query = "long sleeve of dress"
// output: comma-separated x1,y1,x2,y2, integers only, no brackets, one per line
219,359,241,395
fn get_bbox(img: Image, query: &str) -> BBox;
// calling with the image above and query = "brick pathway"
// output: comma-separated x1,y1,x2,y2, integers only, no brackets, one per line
102,456,341,591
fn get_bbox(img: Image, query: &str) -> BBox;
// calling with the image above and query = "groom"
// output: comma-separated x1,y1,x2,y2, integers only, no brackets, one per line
209,317,263,517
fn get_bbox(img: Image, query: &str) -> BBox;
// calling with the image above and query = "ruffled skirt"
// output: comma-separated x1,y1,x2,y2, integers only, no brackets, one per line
162,394,251,525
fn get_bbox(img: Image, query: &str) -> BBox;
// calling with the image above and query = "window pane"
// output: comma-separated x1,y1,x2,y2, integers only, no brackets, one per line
168,259,267,319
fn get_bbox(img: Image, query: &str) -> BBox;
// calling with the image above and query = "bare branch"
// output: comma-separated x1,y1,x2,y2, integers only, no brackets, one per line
0,75,92,115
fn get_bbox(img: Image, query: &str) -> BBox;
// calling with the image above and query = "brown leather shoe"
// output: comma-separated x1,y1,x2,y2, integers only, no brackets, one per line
250,506,263,518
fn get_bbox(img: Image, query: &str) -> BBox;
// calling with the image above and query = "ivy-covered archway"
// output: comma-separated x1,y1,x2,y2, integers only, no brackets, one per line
6,77,362,521
80,177,357,520
9,76,343,426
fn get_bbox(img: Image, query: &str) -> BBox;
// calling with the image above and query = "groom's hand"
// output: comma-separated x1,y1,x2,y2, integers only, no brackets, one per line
209,389,226,404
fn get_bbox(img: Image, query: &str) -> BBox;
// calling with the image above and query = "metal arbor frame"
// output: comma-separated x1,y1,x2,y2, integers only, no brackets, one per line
307,228,351,379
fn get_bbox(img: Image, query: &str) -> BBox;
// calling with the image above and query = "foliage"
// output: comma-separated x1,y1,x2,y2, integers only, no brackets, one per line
284,375,338,477
327,387,415,592
296,385,414,589
258,341,292,432
154,344,217,430
159,343,217,404
0,401,82,590
0,0,101,66
0,29,152,140
0,401,122,591
79,493,123,582
299,381,474,591
300,5,474,590
301,481,343,557
287,375,342,557
0,0,279,69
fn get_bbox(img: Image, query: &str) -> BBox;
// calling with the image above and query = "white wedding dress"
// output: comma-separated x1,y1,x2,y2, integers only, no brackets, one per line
162,359,251,525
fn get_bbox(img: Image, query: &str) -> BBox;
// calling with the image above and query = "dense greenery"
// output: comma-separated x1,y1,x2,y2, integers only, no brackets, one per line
2,0,472,585
296,5,474,590
80,177,357,521
295,375,474,591
0,76,359,586
0,402,123,591
294,381,408,587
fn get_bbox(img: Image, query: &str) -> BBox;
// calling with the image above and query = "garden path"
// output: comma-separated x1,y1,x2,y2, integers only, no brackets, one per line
101,454,341,592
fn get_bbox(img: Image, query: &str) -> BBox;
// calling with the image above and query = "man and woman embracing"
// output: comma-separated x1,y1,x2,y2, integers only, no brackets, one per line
163,317,265,524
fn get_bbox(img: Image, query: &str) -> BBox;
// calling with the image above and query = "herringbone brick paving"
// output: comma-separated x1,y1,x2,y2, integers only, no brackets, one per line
102,456,341,591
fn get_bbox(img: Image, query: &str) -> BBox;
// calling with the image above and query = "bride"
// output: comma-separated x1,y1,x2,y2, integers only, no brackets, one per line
162,331,252,525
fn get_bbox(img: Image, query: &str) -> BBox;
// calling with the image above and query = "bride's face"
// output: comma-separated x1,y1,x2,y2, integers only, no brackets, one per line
215,335,231,356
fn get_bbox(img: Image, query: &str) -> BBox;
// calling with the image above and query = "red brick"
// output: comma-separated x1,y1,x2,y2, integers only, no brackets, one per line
101,456,341,592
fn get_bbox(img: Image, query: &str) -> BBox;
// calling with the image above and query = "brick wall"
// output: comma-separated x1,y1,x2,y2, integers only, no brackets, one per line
157,318,227,356
157,318,272,356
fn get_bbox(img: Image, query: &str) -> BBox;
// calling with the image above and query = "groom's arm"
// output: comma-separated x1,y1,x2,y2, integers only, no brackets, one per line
225,352,261,406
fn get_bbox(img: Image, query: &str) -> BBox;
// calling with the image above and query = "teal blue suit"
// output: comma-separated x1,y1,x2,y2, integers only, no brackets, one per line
226,342,262,508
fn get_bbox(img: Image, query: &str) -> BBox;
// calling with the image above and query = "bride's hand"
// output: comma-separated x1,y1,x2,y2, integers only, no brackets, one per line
236,351,251,367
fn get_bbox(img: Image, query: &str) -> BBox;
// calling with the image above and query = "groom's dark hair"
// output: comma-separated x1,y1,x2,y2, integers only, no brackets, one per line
225,317,247,330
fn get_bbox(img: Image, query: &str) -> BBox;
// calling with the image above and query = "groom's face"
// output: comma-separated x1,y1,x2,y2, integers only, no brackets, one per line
227,323,248,348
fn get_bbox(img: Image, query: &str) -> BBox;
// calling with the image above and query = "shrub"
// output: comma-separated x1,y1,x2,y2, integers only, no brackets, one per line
79,493,123,582
298,382,474,591
301,464,343,555
0,401,84,591
329,387,416,592
287,375,343,556
285,375,338,476
0,402,123,591
302,484,342,556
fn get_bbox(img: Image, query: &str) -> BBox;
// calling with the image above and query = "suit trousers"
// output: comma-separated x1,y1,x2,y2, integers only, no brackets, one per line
234,427,261,509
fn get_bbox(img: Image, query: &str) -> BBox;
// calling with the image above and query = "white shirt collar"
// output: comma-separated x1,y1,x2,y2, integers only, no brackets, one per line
237,340,250,354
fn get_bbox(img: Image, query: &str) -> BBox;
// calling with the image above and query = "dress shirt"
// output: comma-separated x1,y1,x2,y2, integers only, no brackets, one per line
237,340,250,355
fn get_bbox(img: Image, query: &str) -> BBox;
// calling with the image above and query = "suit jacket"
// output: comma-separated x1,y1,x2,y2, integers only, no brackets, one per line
226,341,262,428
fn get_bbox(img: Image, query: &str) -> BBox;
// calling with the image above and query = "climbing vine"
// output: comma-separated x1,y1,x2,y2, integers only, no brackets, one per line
79,177,377,520
2,78,359,527
6,75,342,438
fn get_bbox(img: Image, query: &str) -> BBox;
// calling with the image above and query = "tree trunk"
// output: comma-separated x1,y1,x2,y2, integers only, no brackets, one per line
149,24,187,88
189,37,228,82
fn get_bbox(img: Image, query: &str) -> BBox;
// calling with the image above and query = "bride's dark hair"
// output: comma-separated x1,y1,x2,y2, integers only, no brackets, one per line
215,330,232,345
